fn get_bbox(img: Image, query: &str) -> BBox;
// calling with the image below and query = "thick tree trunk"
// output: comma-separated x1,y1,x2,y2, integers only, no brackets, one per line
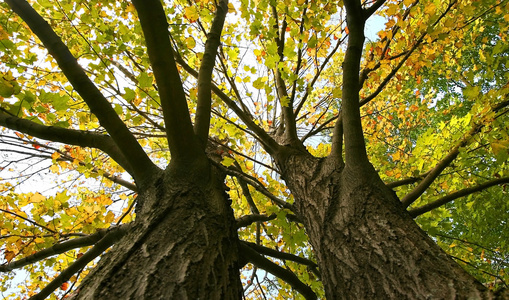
70,162,242,299
278,151,503,299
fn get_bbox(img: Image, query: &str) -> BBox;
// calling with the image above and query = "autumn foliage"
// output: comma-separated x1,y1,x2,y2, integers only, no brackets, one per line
0,0,508,299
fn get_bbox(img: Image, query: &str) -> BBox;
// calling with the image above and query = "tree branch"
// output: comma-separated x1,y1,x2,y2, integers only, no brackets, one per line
0,226,127,272
408,177,509,217
302,114,337,142
0,111,133,175
330,114,344,159
0,208,56,235
242,241,320,278
402,96,508,207
401,123,482,207
236,214,276,228
55,148,138,192
295,32,346,118
28,224,131,300
386,171,429,189
5,0,158,184
220,163,294,211
271,6,299,144
361,0,455,105
289,2,308,116
239,242,317,300
131,0,202,161
238,176,261,214
194,0,228,148
363,0,388,19
341,0,370,168
360,35,424,105
174,55,281,154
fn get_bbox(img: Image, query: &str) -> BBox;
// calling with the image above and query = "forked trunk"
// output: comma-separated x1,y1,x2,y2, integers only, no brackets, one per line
279,152,501,299
70,164,242,299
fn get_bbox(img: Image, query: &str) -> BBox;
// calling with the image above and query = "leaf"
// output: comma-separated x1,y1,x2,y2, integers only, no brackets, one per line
4,250,16,262
491,140,509,162
222,156,235,167
138,73,153,89
185,36,196,49
184,6,199,22
52,94,69,111
49,165,60,173
124,87,136,101
30,193,46,203
308,35,318,49
0,75,15,97
51,152,61,160
491,141,509,155
228,3,236,13
280,96,289,107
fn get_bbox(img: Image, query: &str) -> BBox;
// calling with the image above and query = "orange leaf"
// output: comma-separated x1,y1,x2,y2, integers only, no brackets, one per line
4,250,16,262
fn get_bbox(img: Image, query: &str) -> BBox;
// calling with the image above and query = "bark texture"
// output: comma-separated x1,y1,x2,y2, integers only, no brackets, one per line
277,150,503,300
70,161,242,300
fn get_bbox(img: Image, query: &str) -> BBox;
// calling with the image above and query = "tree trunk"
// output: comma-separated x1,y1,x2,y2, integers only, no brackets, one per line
70,162,242,299
278,151,502,299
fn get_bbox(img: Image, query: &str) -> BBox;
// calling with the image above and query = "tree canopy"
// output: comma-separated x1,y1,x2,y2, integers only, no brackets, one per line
0,0,508,299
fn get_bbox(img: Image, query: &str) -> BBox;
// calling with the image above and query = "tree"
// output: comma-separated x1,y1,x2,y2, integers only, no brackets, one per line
0,0,508,298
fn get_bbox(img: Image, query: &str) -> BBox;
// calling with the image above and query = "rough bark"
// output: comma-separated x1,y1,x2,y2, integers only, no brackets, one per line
69,161,242,300
277,150,503,300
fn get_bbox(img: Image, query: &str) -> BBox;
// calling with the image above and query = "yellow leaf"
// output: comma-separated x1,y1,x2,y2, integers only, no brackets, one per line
366,61,377,69
51,152,61,160
228,3,236,13
386,4,399,16
443,18,455,28
0,25,8,40
185,36,196,49
49,164,60,173
105,211,115,223
30,193,45,203
222,156,235,167
125,3,136,13
184,7,199,22
392,151,401,161
424,3,436,15
491,141,509,155
189,87,197,100
439,181,449,190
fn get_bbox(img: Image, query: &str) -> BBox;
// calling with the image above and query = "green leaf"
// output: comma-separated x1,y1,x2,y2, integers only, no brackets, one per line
222,156,235,167
138,73,153,89
124,87,136,102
